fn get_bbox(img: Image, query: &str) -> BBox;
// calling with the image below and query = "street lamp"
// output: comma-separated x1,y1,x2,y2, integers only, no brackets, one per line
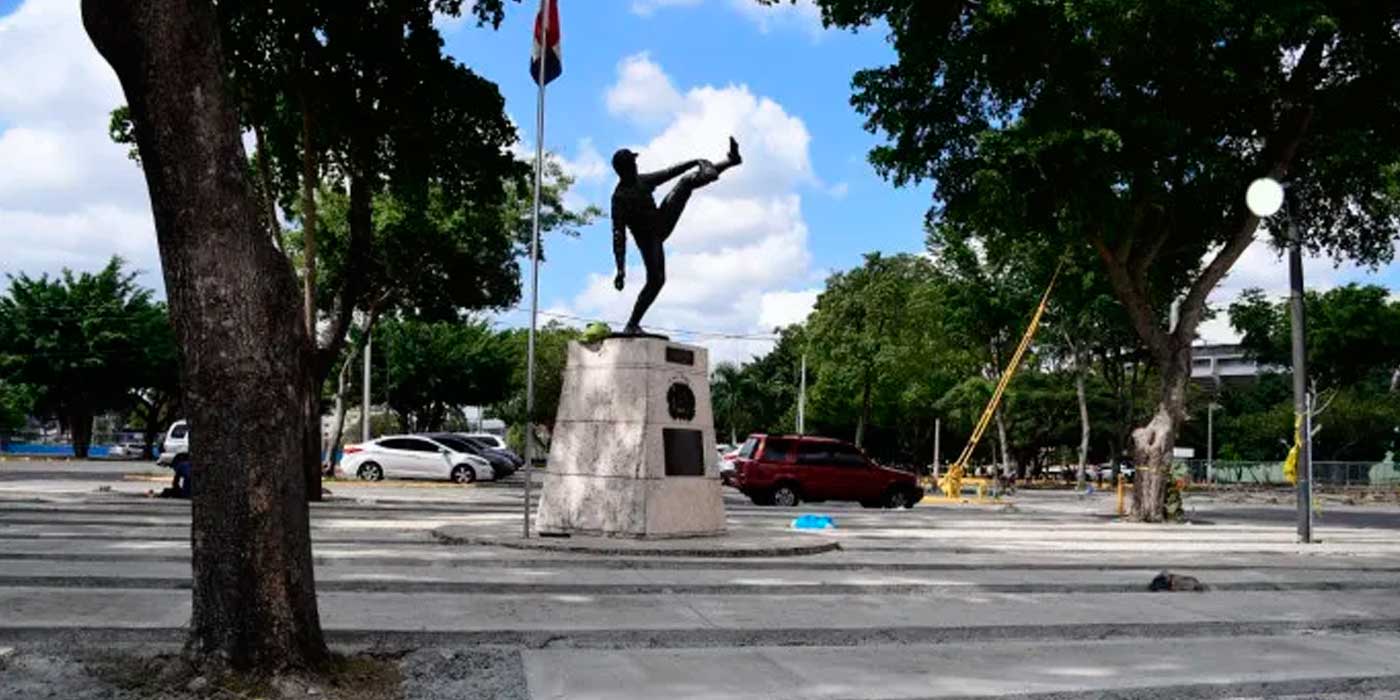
1206,401,1219,484
1246,177,1312,544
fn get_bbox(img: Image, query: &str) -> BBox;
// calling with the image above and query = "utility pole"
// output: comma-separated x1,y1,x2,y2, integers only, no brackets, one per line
1287,215,1313,543
1206,402,1216,484
932,417,941,482
361,331,372,443
796,352,807,435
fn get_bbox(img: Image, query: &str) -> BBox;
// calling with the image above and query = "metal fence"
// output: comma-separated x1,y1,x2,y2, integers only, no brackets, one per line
1179,459,1400,487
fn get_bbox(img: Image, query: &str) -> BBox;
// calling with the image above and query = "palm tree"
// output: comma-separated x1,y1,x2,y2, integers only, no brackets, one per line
710,363,752,445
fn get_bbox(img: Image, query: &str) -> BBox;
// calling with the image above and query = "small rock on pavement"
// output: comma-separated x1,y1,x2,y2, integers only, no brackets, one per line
186,676,209,693
0,646,14,662
1149,570,1209,592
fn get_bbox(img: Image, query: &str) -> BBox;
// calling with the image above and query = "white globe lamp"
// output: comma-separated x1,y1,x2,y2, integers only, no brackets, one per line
1245,177,1284,218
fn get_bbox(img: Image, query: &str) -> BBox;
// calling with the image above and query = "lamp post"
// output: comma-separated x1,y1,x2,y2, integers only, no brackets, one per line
1206,402,1218,484
1246,177,1312,543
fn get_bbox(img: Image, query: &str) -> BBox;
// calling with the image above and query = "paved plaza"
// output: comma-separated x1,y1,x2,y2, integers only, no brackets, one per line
2,460,1400,698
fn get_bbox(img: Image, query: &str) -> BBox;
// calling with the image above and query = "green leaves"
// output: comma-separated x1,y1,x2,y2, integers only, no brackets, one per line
371,317,514,431
1230,284,1400,389
821,0,1400,315
0,258,177,443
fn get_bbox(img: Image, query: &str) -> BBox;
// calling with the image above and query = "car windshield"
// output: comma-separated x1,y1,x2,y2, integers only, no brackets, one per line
738,437,758,458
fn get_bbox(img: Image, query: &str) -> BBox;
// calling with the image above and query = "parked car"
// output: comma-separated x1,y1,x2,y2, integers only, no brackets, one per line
461,432,508,451
732,433,924,508
455,434,523,466
105,442,148,459
422,433,517,477
1096,462,1136,481
156,420,189,469
717,446,740,486
340,434,494,483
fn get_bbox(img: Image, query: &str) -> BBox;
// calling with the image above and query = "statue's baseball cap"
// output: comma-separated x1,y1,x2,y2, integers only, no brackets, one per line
612,148,638,172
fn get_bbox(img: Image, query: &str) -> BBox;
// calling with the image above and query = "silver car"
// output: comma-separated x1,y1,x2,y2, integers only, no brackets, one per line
340,434,494,483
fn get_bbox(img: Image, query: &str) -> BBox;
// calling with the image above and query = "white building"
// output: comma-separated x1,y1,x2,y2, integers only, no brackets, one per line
1191,343,1274,390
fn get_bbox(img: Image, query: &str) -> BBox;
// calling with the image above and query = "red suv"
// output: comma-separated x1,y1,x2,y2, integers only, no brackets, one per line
732,434,923,509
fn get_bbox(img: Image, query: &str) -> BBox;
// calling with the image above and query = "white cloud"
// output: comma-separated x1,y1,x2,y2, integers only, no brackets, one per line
759,289,819,329
727,0,824,38
629,0,825,38
605,53,684,126
0,0,162,291
631,0,704,16
1195,230,1399,344
556,138,608,183
564,55,821,365
827,181,849,199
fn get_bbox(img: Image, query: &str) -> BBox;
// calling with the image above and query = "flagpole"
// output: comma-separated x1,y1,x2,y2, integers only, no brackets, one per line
523,0,550,539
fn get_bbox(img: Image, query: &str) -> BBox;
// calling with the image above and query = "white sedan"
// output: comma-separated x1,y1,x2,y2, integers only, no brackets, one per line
340,434,494,483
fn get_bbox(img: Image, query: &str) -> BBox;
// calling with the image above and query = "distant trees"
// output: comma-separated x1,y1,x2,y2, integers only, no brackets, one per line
707,254,1399,476
0,258,176,458
1202,284,1400,462
491,322,583,454
368,318,514,433
1230,284,1400,391
804,0,1400,520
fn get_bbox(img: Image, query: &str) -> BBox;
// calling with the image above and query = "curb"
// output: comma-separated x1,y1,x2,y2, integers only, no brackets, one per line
431,527,842,558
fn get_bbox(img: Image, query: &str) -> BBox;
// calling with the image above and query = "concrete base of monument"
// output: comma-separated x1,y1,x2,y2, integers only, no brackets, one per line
532,336,729,539
430,525,842,558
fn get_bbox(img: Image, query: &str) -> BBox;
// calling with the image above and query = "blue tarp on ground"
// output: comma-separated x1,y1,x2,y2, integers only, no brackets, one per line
792,514,836,530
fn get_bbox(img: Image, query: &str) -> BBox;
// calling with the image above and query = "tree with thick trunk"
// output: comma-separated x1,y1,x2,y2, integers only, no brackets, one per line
806,0,1400,520
82,0,326,670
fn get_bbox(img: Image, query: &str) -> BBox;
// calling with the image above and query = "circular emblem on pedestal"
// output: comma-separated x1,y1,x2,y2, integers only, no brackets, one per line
667,382,696,421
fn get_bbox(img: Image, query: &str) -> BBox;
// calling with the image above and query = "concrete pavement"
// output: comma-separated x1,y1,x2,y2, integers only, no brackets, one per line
2,460,1400,698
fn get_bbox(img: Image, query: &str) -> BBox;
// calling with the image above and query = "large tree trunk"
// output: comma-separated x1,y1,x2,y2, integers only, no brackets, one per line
70,406,94,459
298,97,323,499
1131,345,1191,522
82,0,326,672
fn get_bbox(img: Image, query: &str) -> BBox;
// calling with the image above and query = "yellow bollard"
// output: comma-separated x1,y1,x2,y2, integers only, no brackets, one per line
1116,475,1126,516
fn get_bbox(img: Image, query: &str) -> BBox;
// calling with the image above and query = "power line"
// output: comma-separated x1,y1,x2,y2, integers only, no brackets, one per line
495,305,783,343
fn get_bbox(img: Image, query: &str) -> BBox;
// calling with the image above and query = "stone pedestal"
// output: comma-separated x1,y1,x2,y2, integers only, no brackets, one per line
535,337,726,538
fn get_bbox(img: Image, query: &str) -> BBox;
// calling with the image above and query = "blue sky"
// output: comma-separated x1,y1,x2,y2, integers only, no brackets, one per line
0,0,1395,362
436,1,935,359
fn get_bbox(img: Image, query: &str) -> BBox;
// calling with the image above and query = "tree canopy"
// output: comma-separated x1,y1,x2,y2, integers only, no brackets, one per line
795,0,1400,519
369,317,514,433
0,258,171,457
1230,283,1400,389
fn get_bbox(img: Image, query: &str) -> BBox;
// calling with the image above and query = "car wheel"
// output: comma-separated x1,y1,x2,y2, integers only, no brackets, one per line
885,488,915,509
451,465,477,484
357,462,384,482
771,484,800,507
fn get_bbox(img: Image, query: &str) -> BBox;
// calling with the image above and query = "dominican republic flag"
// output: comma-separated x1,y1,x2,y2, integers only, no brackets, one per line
530,0,562,86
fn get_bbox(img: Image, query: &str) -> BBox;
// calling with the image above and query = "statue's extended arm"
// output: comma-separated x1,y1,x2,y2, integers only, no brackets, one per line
638,160,701,189
612,218,626,290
